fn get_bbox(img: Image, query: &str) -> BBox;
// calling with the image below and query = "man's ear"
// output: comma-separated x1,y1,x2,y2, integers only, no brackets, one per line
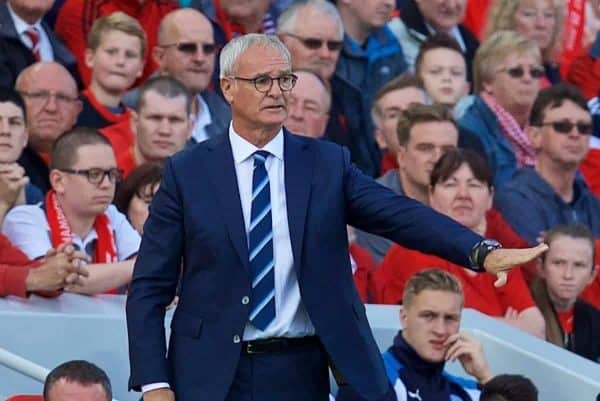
374,128,387,150
152,46,164,67
220,78,234,105
84,48,95,69
528,125,542,151
396,145,407,169
130,111,138,137
50,170,65,194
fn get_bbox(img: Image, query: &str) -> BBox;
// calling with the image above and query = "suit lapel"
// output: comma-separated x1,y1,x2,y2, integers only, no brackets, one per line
284,131,314,272
205,134,249,271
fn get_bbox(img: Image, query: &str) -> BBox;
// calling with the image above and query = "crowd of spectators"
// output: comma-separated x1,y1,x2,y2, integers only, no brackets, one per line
1,0,599,397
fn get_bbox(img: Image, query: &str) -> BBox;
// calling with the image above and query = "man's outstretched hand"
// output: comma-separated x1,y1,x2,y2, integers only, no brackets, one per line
484,243,549,287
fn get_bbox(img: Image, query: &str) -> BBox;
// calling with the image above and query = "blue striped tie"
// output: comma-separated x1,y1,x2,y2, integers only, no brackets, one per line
248,150,275,330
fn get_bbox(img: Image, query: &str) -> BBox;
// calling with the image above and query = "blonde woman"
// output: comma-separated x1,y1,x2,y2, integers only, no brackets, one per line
485,0,563,84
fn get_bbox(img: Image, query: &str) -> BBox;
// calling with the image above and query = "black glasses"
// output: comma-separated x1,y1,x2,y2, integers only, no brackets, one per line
161,42,218,55
498,65,545,79
538,120,592,135
231,74,298,93
283,33,343,51
60,168,123,185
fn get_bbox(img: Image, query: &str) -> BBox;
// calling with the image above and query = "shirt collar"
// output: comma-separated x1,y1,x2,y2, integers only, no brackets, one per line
425,23,466,51
195,94,212,127
7,2,42,35
229,123,284,164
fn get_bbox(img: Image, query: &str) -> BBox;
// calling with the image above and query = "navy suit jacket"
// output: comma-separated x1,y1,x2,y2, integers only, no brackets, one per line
126,129,483,401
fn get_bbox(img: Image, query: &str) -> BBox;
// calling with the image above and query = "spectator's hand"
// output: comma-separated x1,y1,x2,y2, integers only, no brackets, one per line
0,163,28,208
483,244,549,281
143,388,175,401
445,332,493,385
503,307,519,321
25,251,89,292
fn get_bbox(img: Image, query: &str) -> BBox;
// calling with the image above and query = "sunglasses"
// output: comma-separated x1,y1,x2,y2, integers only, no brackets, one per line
162,42,218,55
499,65,545,79
538,120,592,135
283,33,343,51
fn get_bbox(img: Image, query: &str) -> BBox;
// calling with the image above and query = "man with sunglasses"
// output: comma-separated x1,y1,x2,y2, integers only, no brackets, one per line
495,83,600,245
3,127,141,295
136,8,231,145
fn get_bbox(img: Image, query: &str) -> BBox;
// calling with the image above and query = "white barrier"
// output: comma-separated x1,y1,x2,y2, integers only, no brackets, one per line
0,295,598,400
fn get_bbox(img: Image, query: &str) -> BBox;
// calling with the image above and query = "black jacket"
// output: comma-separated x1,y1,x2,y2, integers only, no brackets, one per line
0,2,78,87
571,300,600,363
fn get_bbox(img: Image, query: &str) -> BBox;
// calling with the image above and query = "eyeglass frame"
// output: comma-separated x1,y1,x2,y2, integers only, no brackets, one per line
228,73,298,93
59,167,123,185
281,33,344,52
159,41,218,56
18,90,79,105
535,120,593,136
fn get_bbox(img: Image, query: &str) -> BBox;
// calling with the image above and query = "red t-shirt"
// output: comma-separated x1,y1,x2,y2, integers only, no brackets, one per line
557,309,574,334
579,149,600,197
99,119,136,176
461,0,491,40
372,209,535,316
55,0,178,87
580,240,600,310
379,151,398,177
350,242,377,303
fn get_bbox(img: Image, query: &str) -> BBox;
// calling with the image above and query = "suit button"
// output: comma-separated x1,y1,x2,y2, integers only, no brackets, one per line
233,335,241,344
242,296,249,305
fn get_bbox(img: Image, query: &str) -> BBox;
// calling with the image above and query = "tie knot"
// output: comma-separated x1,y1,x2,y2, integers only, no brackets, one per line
25,26,38,39
253,150,270,166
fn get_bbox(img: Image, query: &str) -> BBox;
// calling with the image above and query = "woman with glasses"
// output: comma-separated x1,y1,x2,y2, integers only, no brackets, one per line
457,31,542,187
373,149,545,338
114,163,162,235
484,0,563,85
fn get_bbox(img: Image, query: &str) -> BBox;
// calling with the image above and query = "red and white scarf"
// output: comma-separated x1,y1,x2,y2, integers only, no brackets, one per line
45,190,117,264
481,92,536,168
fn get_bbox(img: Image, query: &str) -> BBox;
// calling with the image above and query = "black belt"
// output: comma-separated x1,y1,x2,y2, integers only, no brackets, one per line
241,336,319,354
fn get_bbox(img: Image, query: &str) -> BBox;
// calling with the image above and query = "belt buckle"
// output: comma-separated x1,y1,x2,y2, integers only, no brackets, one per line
246,341,261,354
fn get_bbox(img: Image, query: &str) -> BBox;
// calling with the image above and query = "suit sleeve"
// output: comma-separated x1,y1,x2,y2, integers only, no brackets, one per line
126,158,184,390
341,148,484,270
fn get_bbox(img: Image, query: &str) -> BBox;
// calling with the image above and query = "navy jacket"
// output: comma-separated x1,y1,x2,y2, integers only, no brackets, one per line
458,96,518,187
328,26,407,177
126,130,483,401
0,2,78,87
494,167,600,244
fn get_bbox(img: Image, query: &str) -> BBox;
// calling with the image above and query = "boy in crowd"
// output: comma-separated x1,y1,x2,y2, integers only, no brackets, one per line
531,224,600,363
0,87,42,207
415,33,470,108
3,128,140,295
337,269,493,401
77,12,145,130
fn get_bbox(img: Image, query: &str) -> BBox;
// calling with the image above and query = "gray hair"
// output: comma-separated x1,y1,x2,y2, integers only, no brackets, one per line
277,0,344,39
220,34,292,78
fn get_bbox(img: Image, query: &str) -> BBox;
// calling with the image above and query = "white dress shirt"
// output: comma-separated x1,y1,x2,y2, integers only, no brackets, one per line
7,2,54,61
142,124,315,393
190,94,212,143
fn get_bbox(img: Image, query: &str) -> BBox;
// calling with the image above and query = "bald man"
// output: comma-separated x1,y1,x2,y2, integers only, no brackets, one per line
15,62,82,192
285,70,331,138
123,8,230,144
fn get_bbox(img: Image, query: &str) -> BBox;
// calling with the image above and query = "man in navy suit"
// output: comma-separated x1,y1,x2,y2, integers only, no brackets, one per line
126,34,547,401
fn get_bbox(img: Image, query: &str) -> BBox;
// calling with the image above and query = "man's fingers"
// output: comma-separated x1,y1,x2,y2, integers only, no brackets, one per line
484,243,549,274
494,272,507,287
